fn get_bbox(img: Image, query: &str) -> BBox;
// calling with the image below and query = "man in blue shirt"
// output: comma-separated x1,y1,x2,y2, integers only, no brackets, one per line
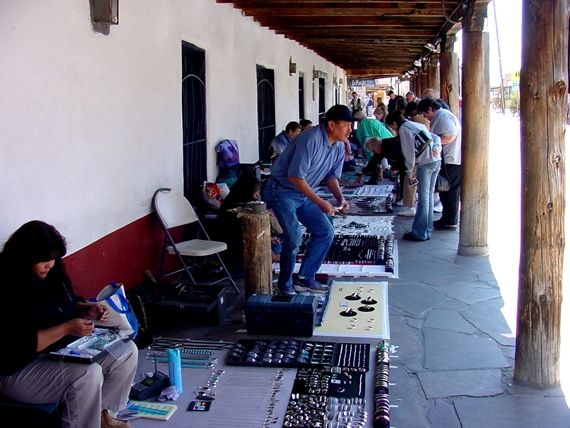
264,105,351,295
268,121,301,160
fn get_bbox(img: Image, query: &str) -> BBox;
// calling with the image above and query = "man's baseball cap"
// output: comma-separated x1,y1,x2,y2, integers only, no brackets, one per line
325,105,353,122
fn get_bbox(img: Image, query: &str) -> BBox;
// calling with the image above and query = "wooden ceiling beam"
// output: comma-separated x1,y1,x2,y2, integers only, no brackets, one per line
278,28,435,37
303,38,430,45
239,7,454,18
255,16,444,27
313,43,423,51
346,68,406,76
217,0,468,77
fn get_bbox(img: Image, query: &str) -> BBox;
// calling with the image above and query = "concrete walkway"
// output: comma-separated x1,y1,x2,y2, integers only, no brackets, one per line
390,216,570,428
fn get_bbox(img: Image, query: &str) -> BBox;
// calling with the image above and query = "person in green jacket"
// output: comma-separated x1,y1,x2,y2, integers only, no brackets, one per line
354,107,394,159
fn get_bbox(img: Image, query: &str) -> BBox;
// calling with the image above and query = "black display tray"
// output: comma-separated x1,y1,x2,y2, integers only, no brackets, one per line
226,339,370,371
293,367,367,399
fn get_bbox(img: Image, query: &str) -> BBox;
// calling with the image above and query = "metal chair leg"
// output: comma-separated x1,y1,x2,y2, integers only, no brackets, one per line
172,247,198,286
216,253,240,295
157,239,168,282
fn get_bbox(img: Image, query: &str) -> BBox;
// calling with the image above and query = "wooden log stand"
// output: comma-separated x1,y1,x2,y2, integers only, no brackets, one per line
240,210,273,297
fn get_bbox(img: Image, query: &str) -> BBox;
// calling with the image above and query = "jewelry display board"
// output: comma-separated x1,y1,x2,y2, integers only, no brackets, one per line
273,240,398,278
314,281,389,339
315,184,395,198
275,216,398,278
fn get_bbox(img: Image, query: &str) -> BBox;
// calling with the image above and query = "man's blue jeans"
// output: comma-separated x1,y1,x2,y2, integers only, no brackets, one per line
264,178,334,291
412,160,441,240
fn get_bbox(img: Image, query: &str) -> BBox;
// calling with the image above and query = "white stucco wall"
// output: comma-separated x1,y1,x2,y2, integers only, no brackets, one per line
0,0,346,252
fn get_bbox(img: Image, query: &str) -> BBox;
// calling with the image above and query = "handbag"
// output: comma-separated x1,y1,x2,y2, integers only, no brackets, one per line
436,174,450,192
436,158,450,192
95,282,139,338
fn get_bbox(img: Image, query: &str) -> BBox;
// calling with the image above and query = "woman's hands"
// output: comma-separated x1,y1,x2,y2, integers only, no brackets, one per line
37,317,95,351
66,318,96,337
76,302,109,322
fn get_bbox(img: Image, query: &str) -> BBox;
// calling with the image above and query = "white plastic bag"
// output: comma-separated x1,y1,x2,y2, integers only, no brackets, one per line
95,283,138,338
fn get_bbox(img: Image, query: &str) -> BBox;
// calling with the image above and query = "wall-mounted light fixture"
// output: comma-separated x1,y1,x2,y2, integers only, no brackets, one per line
289,57,297,76
312,67,328,80
90,0,119,25
313,66,320,80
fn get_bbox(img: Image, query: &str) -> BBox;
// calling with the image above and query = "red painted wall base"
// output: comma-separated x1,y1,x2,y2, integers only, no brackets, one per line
64,214,164,298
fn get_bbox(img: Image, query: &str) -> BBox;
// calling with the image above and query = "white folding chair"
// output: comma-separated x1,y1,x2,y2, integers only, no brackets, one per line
152,188,240,294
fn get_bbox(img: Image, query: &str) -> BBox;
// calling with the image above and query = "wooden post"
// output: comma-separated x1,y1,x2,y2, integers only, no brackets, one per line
458,1,490,256
428,56,440,94
415,74,421,97
419,66,429,96
514,0,567,388
440,33,461,117
240,211,273,297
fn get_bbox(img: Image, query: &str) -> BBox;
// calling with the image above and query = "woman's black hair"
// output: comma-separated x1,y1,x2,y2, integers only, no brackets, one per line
1,220,67,270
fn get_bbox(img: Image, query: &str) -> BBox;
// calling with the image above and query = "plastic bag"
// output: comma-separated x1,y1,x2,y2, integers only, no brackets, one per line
202,182,230,209
95,283,138,338
215,139,239,168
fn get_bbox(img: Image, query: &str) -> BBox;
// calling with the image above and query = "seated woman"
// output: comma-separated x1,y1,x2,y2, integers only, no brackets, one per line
0,220,138,428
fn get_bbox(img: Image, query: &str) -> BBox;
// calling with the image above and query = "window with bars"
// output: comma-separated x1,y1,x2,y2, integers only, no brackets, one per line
181,42,207,207
257,65,276,162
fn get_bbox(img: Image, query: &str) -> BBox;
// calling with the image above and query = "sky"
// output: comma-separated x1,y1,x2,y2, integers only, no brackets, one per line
488,0,522,84
455,0,522,87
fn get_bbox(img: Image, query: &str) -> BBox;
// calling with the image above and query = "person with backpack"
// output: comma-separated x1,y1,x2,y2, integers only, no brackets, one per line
385,111,442,241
